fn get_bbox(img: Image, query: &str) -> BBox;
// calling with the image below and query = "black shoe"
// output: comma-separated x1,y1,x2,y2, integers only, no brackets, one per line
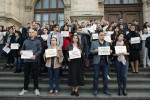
18,69,21,73
104,90,111,96
122,89,127,96
93,90,98,96
71,91,75,96
118,89,122,96
14,70,18,73
75,92,79,96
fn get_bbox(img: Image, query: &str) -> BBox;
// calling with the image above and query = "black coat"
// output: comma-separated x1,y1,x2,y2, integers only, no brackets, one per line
4,33,16,46
145,36,150,59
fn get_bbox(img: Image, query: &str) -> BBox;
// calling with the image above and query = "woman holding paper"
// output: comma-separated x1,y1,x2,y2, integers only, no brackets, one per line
44,37,64,96
126,25,141,73
112,33,129,96
67,35,84,96
111,26,120,42
141,28,150,68
12,31,24,73
61,25,71,70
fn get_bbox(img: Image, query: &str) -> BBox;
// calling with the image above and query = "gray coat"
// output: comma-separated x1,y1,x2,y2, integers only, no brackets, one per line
90,40,110,65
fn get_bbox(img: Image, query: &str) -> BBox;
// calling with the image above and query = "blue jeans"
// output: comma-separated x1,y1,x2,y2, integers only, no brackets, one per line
114,60,129,89
48,66,60,91
0,44,3,56
93,62,108,91
14,56,21,70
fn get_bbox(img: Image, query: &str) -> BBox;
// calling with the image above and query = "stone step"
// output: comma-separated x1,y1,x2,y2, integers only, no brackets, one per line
0,72,149,78
0,77,149,85
0,91,150,100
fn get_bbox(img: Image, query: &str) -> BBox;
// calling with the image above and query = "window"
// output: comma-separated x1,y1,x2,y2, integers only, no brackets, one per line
34,0,64,27
105,0,140,4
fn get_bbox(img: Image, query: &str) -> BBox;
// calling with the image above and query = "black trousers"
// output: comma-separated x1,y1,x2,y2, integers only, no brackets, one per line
24,62,38,90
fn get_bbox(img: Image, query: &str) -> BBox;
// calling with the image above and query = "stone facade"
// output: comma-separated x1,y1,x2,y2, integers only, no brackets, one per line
0,0,150,30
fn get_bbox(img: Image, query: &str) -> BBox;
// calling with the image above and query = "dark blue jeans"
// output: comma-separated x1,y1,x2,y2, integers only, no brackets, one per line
14,56,21,70
93,62,108,91
0,44,3,56
48,66,60,91
114,60,129,89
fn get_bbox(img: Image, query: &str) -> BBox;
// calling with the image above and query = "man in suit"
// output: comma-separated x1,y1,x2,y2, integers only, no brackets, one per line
90,32,112,96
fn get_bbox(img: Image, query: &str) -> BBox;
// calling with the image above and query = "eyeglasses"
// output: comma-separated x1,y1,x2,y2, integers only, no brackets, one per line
99,34,105,36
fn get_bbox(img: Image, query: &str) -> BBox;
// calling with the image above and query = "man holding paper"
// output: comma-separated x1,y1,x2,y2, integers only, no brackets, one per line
90,32,112,96
18,28,42,96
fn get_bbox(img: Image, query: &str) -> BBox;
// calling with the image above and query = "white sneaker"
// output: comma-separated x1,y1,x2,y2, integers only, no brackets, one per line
18,89,28,96
34,89,40,96
107,75,111,80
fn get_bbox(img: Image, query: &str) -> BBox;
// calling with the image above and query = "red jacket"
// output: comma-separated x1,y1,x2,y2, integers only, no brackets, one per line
62,32,71,50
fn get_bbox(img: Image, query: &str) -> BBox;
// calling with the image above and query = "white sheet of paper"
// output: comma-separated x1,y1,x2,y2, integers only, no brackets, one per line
11,43,19,50
61,31,69,37
147,27,150,34
69,27,71,32
69,49,81,59
41,35,48,40
92,24,97,30
141,34,149,40
115,46,127,54
126,31,129,35
3,46,11,54
87,28,94,33
21,50,33,59
98,46,110,55
45,49,57,58
107,31,114,36
104,36,111,42
3,32,6,36
131,37,140,44
92,34,98,40
82,28,88,33
103,25,108,31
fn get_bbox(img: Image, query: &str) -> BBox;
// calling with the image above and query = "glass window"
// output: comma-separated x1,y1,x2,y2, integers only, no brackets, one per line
35,14,41,24
43,0,49,9
58,0,64,8
110,0,115,4
35,1,41,9
43,14,49,27
50,13,56,24
105,0,109,4
115,0,120,4
51,0,56,8
129,0,134,4
58,13,64,27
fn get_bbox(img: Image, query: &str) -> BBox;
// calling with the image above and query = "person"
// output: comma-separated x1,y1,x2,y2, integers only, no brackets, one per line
95,24,103,34
111,26,120,43
145,33,150,65
3,26,15,69
67,35,84,96
0,25,4,57
112,33,129,96
47,24,63,48
126,25,141,73
61,25,71,69
141,28,150,68
18,28,42,96
43,36,64,96
12,31,24,73
90,32,112,96
35,23,44,35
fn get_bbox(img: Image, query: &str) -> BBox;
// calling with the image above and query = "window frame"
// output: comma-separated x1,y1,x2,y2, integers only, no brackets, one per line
104,0,142,5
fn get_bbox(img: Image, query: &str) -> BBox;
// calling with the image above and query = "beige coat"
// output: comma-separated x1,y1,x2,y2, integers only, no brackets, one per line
43,46,64,69
0,32,4,44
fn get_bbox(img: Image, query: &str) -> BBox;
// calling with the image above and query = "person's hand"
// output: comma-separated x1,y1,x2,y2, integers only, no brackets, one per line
68,58,71,62
20,51,23,55
117,53,122,56
6,43,9,47
31,55,36,60
95,49,99,53
122,52,126,55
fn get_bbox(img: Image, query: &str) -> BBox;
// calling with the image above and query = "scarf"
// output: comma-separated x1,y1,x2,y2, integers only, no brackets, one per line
116,41,126,65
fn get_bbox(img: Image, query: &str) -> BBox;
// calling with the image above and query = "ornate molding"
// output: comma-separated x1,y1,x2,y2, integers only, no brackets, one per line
98,0,104,4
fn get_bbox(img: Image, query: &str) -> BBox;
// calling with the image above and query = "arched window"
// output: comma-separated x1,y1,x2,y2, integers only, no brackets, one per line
105,0,141,4
34,0,64,27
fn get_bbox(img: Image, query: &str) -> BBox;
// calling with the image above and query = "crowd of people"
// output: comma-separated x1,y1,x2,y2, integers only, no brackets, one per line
0,18,150,97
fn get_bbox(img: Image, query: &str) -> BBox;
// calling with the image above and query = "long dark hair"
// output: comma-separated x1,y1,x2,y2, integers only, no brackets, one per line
71,34,81,49
113,33,129,48
143,22,149,29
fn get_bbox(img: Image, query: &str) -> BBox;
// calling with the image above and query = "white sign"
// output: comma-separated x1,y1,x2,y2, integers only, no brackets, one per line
3,46,11,54
69,49,81,59
107,31,114,36
141,34,149,40
82,28,88,33
115,46,127,54
45,49,57,58
41,35,48,41
21,50,33,59
87,28,94,33
98,46,110,55
131,37,141,44
11,43,19,50
61,31,69,37
104,36,111,42
126,31,129,35
3,32,7,36
69,27,71,32
92,34,98,40
92,24,97,30
147,27,150,34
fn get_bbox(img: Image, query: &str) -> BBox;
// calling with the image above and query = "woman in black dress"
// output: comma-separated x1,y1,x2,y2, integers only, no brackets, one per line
67,35,84,96
126,25,141,73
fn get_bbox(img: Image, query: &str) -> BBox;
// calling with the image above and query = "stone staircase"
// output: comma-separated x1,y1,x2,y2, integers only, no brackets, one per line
0,56,150,100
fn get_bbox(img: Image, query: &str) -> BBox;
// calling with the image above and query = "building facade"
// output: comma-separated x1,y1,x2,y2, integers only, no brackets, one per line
0,0,150,29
